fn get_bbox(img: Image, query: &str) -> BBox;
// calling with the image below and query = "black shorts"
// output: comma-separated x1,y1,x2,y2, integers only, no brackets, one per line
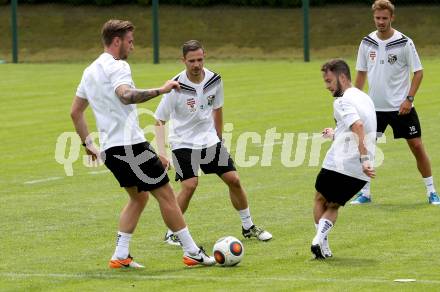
376,107,422,139
172,142,236,181
104,142,170,192
315,168,367,206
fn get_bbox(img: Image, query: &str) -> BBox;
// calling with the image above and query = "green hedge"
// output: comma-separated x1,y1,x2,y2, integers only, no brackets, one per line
2,0,439,6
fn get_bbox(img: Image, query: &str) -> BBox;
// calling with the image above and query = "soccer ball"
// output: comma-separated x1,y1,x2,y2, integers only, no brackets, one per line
212,236,244,266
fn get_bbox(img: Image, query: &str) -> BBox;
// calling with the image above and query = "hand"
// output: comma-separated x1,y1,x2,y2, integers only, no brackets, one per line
158,154,171,170
322,127,334,139
398,99,412,115
362,160,376,178
85,144,101,166
160,80,181,94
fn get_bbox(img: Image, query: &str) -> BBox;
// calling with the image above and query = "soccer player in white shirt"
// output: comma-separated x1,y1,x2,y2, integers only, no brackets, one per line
70,20,215,268
154,40,272,245
311,59,377,259
353,0,439,205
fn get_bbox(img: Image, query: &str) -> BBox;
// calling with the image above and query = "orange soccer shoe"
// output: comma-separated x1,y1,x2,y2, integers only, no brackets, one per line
183,247,216,267
109,255,145,269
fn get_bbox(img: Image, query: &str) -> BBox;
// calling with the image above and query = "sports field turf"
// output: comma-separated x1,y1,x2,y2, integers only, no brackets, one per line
1,59,440,291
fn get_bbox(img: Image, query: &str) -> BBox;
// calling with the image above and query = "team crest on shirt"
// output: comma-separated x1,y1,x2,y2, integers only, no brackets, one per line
388,54,397,64
207,95,215,106
369,51,377,61
186,98,196,112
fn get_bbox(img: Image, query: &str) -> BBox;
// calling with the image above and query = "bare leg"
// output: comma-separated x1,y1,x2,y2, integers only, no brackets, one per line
177,177,198,214
322,202,340,223
220,171,249,210
313,192,327,224
119,187,149,233
407,137,432,178
150,183,186,232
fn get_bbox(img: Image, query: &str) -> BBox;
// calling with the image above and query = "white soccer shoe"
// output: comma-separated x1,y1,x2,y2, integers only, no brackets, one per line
322,237,333,258
242,225,273,241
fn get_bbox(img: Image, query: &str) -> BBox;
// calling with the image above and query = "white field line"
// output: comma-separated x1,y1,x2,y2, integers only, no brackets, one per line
88,169,110,175
23,169,109,185
23,177,63,185
1,272,439,284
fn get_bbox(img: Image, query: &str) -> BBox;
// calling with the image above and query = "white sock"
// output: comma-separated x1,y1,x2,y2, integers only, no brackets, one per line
424,176,436,195
312,219,333,245
239,207,254,230
166,229,173,237
174,226,199,255
315,223,328,242
112,231,132,260
360,182,371,198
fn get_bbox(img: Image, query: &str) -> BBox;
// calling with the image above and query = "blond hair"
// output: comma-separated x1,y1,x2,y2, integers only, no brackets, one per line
372,0,395,16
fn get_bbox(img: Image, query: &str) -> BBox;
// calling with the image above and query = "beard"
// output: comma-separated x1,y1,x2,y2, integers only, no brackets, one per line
119,45,128,60
333,79,344,97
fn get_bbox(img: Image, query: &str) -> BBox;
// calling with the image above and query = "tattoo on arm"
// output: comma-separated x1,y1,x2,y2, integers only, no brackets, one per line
120,89,161,104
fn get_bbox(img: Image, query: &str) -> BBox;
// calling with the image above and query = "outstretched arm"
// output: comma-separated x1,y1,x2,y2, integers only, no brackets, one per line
115,80,180,105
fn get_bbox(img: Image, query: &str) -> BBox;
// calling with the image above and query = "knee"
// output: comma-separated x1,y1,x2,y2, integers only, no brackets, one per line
133,191,149,207
409,140,424,153
226,175,242,189
182,179,198,194
314,193,327,205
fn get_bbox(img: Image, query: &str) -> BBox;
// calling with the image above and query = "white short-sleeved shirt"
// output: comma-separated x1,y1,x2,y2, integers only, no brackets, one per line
323,87,377,181
76,52,146,151
355,30,423,111
154,68,224,150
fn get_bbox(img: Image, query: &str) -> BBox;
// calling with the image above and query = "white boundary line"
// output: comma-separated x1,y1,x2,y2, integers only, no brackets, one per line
88,170,110,175
23,169,110,185
1,272,439,284
23,177,63,185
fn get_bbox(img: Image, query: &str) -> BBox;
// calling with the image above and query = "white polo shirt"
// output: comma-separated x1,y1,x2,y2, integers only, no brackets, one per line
323,87,377,181
154,68,224,150
76,52,146,151
356,30,422,111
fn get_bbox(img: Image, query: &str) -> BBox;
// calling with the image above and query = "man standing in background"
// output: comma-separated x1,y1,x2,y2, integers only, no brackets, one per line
352,0,439,205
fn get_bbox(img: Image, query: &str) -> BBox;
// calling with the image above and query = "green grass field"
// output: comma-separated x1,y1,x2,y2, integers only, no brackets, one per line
1,59,440,291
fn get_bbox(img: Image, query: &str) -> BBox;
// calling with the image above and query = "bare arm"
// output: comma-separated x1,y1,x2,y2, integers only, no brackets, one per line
408,70,423,97
212,107,223,140
71,96,91,144
70,96,98,160
115,80,180,105
351,120,375,178
154,120,168,156
154,120,170,168
355,71,367,91
399,70,423,115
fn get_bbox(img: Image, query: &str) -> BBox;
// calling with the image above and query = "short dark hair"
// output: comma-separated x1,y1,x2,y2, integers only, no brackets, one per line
101,19,135,47
321,59,351,81
182,40,204,57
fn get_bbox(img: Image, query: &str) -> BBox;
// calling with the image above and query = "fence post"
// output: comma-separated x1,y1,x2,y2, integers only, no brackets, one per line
11,0,18,63
302,0,310,62
152,0,159,64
